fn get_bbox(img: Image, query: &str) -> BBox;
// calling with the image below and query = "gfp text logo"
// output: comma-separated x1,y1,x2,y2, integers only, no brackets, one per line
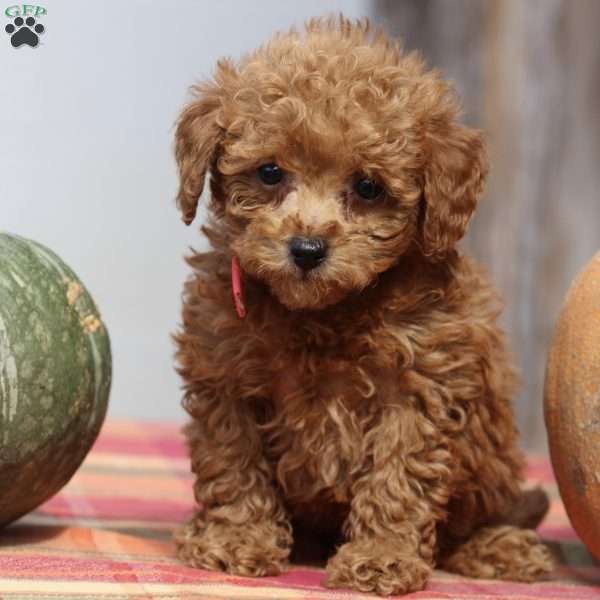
5,4,46,47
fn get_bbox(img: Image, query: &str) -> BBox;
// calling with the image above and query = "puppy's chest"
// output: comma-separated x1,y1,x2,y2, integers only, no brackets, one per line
260,344,389,503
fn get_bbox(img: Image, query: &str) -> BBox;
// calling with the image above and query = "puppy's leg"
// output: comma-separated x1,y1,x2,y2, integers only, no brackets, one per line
325,404,451,596
175,395,292,577
441,525,554,581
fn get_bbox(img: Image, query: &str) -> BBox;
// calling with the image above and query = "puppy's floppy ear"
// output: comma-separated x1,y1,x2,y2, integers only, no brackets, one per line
175,85,223,225
421,121,488,258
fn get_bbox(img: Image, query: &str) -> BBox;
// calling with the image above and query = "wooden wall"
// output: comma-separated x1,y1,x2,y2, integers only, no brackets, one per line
372,0,600,450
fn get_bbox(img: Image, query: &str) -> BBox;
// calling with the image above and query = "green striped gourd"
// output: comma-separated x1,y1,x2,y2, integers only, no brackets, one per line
0,233,111,526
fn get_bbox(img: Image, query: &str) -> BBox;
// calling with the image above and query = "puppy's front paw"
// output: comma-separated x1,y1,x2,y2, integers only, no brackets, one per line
175,516,292,577
325,539,431,596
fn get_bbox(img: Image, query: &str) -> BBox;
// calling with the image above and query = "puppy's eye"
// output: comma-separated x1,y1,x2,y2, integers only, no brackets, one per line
257,163,284,186
354,176,384,202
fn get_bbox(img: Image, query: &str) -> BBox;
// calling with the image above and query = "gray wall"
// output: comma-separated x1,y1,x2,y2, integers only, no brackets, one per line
2,0,371,422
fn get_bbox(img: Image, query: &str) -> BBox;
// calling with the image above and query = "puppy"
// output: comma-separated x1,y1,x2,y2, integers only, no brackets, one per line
173,16,553,596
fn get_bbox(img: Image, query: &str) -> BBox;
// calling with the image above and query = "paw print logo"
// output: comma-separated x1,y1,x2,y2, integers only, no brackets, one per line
5,16,45,48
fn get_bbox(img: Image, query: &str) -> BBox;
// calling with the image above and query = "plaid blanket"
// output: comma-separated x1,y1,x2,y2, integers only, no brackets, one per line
1,421,600,600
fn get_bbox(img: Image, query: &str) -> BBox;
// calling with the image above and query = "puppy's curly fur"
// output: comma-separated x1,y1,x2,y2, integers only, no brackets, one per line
173,16,554,596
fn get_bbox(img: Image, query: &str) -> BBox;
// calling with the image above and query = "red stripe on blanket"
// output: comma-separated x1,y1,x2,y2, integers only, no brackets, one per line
39,494,194,522
0,556,330,590
91,434,188,459
526,461,558,483
539,526,581,541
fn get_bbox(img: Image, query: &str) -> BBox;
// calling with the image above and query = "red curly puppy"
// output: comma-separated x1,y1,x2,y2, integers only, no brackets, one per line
173,16,554,596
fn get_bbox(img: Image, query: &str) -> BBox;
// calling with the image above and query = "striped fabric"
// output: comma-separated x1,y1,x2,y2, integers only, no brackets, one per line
1,421,600,600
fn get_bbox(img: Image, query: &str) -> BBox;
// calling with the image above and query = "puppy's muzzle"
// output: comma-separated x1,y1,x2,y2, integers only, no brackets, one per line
289,236,328,271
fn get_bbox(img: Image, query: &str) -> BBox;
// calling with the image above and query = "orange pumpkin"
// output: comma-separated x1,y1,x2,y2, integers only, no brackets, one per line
545,251,600,558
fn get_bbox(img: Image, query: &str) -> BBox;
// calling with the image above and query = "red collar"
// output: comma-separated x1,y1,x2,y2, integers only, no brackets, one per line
231,255,247,319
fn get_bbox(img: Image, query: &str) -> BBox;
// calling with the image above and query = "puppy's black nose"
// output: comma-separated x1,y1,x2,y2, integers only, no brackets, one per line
289,237,328,271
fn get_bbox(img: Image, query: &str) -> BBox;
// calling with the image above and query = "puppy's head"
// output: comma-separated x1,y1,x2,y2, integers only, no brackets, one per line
175,17,487,311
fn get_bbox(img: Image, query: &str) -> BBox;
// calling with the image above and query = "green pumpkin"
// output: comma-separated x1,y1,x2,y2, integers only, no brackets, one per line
0,233,111,526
